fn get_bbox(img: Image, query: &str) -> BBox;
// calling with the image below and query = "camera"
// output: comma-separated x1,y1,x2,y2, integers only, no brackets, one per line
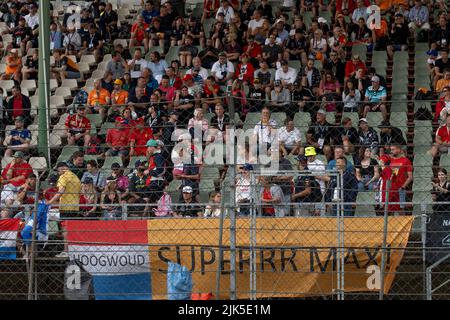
221,71,227,78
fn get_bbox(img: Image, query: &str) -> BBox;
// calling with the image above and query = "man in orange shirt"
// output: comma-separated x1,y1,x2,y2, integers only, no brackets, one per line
129,118,154,156
1,49,21,81
371,18,389,50
108,79,129,120
105,117,130,163
88,78,111,122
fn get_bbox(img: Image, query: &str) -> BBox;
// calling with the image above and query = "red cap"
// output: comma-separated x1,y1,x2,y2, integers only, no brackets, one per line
379,155,390,164
183,74,193,81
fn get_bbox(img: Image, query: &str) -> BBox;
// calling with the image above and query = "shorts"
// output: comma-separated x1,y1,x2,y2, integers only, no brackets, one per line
66,71,81,79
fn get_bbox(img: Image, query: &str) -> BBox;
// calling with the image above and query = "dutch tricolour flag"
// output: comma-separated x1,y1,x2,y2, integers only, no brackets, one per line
66,220,152,300
0,219,20,260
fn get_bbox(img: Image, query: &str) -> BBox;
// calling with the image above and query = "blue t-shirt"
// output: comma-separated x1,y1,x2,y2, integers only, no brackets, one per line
365,85,387,103
9,129,31,146
141,9,159,24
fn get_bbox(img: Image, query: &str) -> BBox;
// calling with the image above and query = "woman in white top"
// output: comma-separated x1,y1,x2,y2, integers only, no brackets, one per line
342,80,361,112
279,119,302,156
235,164,253,216
188,108,209,140
204,191,222,217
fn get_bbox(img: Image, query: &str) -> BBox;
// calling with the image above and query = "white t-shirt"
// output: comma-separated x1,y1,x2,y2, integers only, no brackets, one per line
25,13,39,30
275,67,298,84
216,6,235,24
248,18,265,32
278,127,301,149
307,158,326,194
211,60,235,80
185,67,209,80
236,175,252,202
128,58,148,79
253,119,278,144
310,38,327,51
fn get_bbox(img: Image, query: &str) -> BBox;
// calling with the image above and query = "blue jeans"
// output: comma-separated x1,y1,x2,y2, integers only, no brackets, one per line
358,175,375,191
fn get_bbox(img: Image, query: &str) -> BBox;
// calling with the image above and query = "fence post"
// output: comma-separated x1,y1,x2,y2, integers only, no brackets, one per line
379,179,391,300
215,179,227,300
250,171,257,300
421,210,427,299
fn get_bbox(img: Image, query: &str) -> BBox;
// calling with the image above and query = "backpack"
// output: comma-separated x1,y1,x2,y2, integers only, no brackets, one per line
415,105,433,120
86,135,101,155
415,88,434,101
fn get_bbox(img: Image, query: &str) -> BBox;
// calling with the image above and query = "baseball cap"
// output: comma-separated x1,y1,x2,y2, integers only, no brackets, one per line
169,110,179,116
305,147,317,157
359,118,368,124
317,17,327,24
218,51,227,57
15,116,24,122
242,163,254,171
114,79,123,85
182,186,193,193
82,177,94,184
111,162,121,170
317,109,326,115
146,139,158,147
13,151,25,158
183,74,193,81
371,75,380,83
296,154,307,162
379,155,390,164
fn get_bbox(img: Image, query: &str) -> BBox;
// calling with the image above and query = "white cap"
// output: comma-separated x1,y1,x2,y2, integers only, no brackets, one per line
182,186,193,193
318,17,327,24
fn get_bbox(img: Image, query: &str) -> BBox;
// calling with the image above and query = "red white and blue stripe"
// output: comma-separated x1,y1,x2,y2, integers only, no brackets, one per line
0,219,20,260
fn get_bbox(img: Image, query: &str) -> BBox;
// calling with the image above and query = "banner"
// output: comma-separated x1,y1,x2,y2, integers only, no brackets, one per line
426,212,450,264
65,217,414,299
0,219,20,260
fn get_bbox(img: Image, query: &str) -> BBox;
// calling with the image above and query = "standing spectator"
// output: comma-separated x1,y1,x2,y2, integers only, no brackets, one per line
65,105,92,148
47,162,81,258
204,191,222,217
357,118,379,155
88,79,111,122
258,176,284,217
79,177,99,217
389,145,413,213
81,160,107,192
235,164,253,216
5,86,31,126
4,116,31,157
305,147,328,202
386,13,410,59
130,118,154,157
67,151,86,180
173,186,203,217
292,155,322,216
355,147,380,191
378,121,406,156
362,75,388,121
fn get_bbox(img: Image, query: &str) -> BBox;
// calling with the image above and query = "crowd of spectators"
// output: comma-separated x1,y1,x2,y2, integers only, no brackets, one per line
2,0,450,220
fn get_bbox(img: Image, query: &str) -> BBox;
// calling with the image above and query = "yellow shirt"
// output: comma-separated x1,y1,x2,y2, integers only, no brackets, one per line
436,79,450,93
57,170,81,212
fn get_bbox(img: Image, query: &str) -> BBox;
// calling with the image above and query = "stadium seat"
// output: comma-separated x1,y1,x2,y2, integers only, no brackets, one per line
99,122,115,136
29,157,47,172
49,133,62,148
0,80,14,92
103,156,123,169
20,79,37,93
293,112,311,131
54,87,72,100
57,146,80,163
50,78,58,91
80,54,96,67
113,39,128,48
61,79,78,91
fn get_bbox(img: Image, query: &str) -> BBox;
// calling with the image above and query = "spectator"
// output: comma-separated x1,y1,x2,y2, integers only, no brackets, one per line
436,87,450,121
130,118,154,156
105,117,131,163
211,51,235,86
14,173,37,207
342,80,361,112
5,86,31,126
127,48,148,84
173,186,203,217
67,151,86,180
173,85,195,126
22,48,38,80
352,0,369,24
201,76,222,112
145,139,167,204
10,17,32,56
355,147,380,191
62,26,83,54
100,176,122,220
2,4,20,35
149,53,168,81
48,162,82,258
351,17,372,48
360,67,387,94
323,51,346,85
49,20,63,51
158,75,177,105
284,28,308,66
178,35,198,69
293,81,315,116
326,157,358,216
24,3,39,30
275,60,297,87
431,16,450,51
247,78,266,112
334,117,359,155
345,54,366,83
186,16,205,48
1,152,33,205
80,23,103,63
254,60,273,96
106,51,128,80
126,160,150,216
357,118,379,155
272,150,294,216
210,102,230,135
51,48,80,84
262,33,283,68
79,177,99,217
81,160,107,192
162,110,179,151
110,162,129,193
231,79,248,113
408,0,430,38
387,13,410,59
434,49,450,89
319,71,341,112
188,108,209,140
4,116,31,157
99,3,118,40
141,0,159,24
301,59,321,96
65,104,92,149
389,145,413,213
306,109,333,161
185,56,209,81
292,155,322,216
362,75,388,121
234,164,253,216
258,176,284,217
270,80,291,111
204,191,222,217
432,168,450,214
327,146,354,171
252,107,277,152
88,78,111,121
2,49,21,82
309,29,327,63
436,70,450,94
305,146,328,198
328,26,347,60
378,121,406,155
236,54,255,85
216,0,235,24
166,66,182,90
431,115,450,158
101,70,114,93
198,38,220,69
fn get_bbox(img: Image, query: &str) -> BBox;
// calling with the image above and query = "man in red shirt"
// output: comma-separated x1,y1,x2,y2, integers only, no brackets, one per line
105,117,131,163
431,115,450,158
65,105,92,147
242,35,262,68
389,145,413,213
1,151,33,206
129,118,154,156
344,54,366,82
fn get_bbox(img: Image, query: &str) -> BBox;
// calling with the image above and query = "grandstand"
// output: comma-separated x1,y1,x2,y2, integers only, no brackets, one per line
0,0,450,300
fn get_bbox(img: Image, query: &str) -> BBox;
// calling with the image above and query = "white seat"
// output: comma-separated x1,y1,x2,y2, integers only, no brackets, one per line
54,87,72,99
0,63,6,74
30,95,39,116
21,79,37,92
85,78,95,88
21,88,29,96
0,80,14,92
103,54,112,62
1,156,13,168
49,133,62,148
50,56,55,66
28,157,48,171
96,61,107,71
80,54,96,67
78,62,90,78
27,125,38,147
113,39,128,47
2,34,12,45
61,79,78,91
50,78,58,91
50,95,65,108
91,69,105,79
52,123,68,138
